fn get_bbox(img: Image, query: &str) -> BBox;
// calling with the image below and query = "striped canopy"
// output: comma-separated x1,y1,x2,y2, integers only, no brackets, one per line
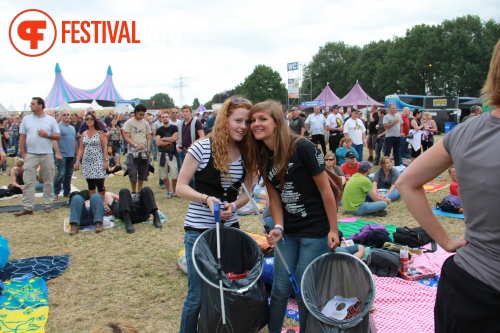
45,63,125,108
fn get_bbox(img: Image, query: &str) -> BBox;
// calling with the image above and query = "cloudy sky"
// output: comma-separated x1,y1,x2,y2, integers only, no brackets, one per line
1,0,499,110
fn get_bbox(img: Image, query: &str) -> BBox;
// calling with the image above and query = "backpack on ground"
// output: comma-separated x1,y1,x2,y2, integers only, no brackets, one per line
436,194,462,213
366,248,400,277
393,226,437,252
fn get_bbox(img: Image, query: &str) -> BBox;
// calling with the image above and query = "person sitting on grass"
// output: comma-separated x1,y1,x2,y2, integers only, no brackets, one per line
335,137,359,166
371,156,401,201
325,152,346,186
106,144,122,175
6,158,44,196
340,151,359,182
342,161,391,217
449,165,460,197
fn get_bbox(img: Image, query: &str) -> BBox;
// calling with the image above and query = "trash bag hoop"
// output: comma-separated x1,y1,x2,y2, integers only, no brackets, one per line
192,227,264,293
301,252,375,330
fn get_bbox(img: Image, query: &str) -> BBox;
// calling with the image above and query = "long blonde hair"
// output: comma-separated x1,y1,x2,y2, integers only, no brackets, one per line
482,38,500,109
206,96,252,175
248,100,298,184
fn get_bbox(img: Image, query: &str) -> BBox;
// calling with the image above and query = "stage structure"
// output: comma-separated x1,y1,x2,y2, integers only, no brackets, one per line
44,63,125,108
286,61,312,111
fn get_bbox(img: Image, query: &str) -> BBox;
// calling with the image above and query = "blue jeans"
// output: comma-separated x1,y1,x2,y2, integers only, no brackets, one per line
384,136,401,166
12,136,19,154
353,143,364,161
268,234,329,333
399,137,410,160
178,150,195,189
69,194,104,226
54,156,75,196
179,230,203,333
347,201,387,216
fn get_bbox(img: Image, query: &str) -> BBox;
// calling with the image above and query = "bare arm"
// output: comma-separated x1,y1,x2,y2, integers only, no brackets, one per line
19,134,27,158
396,140,467,252
176,152,222,215
52,140,62,161
265,182,285,245
10,169,22,189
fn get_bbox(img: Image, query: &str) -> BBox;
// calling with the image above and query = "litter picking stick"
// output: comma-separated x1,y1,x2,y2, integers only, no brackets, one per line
241,183,300,296
213,202,227,325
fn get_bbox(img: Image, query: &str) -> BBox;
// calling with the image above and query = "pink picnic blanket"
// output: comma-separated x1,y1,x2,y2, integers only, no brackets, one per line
372,246,453,333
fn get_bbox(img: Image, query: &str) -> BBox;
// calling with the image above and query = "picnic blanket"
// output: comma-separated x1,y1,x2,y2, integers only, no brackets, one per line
0,276,49,332
338,219,397,241
432,207,465,219
0,201,68,214
0,184,80,201
372,246,453,333
63,211,167,233
0,255,71,282
423,183,450,193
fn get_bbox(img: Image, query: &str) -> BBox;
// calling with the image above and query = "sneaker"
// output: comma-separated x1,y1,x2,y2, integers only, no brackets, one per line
159,184,166,190
166,192,172,198
108,173,114,177
131,192,138,200
367,156,374,162
72,174,77,179
171,192,177,197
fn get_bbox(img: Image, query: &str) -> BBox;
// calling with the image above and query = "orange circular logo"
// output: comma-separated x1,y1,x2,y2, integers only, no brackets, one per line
9,9,57,57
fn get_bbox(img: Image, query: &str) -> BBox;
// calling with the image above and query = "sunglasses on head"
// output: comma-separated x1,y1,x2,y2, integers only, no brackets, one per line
231,96,252,106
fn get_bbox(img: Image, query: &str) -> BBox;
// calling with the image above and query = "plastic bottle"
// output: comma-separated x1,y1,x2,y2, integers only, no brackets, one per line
400,246,409,273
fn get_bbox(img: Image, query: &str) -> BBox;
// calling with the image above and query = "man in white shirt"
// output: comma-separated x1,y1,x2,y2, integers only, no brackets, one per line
383,103,402,166
326,104,344,152
305,106,327,155
343,109,366,161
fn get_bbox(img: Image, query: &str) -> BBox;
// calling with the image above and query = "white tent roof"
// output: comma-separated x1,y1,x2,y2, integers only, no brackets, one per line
90,99,102,110
0,102,8,113
57,100,73,110
8,104,19,112
114,104,133,114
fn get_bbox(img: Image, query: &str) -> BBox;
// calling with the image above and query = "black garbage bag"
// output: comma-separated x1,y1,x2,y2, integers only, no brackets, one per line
302,252,376,333
193,226,268,333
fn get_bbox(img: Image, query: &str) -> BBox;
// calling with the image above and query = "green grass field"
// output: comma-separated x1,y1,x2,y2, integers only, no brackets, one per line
0,137,465,332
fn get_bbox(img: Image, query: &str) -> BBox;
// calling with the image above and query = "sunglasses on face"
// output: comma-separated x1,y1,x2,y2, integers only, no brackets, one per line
231,96,252,106
85,118,94,121
325,159,335,161
62,114,69,116
171,112,178,114
347,156,356,159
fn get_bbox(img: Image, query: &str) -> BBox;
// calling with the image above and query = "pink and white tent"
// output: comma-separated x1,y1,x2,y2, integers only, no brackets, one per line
338,81,383,107
45,63,125,108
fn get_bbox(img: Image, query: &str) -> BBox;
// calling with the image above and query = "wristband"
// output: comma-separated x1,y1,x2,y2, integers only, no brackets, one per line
274,224,284,233
230,202,237,212
76,160,80,163
0,147,3,151
204,195,210,204
134,144,138,148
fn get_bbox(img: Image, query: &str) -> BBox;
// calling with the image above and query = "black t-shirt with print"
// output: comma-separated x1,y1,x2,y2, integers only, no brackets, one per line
267,139,330,238
156,125,178,153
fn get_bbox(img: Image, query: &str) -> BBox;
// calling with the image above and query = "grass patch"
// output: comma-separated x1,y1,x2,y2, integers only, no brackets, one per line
0,136,464,332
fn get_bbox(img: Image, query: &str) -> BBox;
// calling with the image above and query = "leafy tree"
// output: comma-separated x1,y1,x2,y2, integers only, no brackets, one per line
235,65,287,103
139,93,175,109
192,98,200,110
303,41,361,99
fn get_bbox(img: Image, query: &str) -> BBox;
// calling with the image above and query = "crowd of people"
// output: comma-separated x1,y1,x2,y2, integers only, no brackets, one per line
3,38,498,332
